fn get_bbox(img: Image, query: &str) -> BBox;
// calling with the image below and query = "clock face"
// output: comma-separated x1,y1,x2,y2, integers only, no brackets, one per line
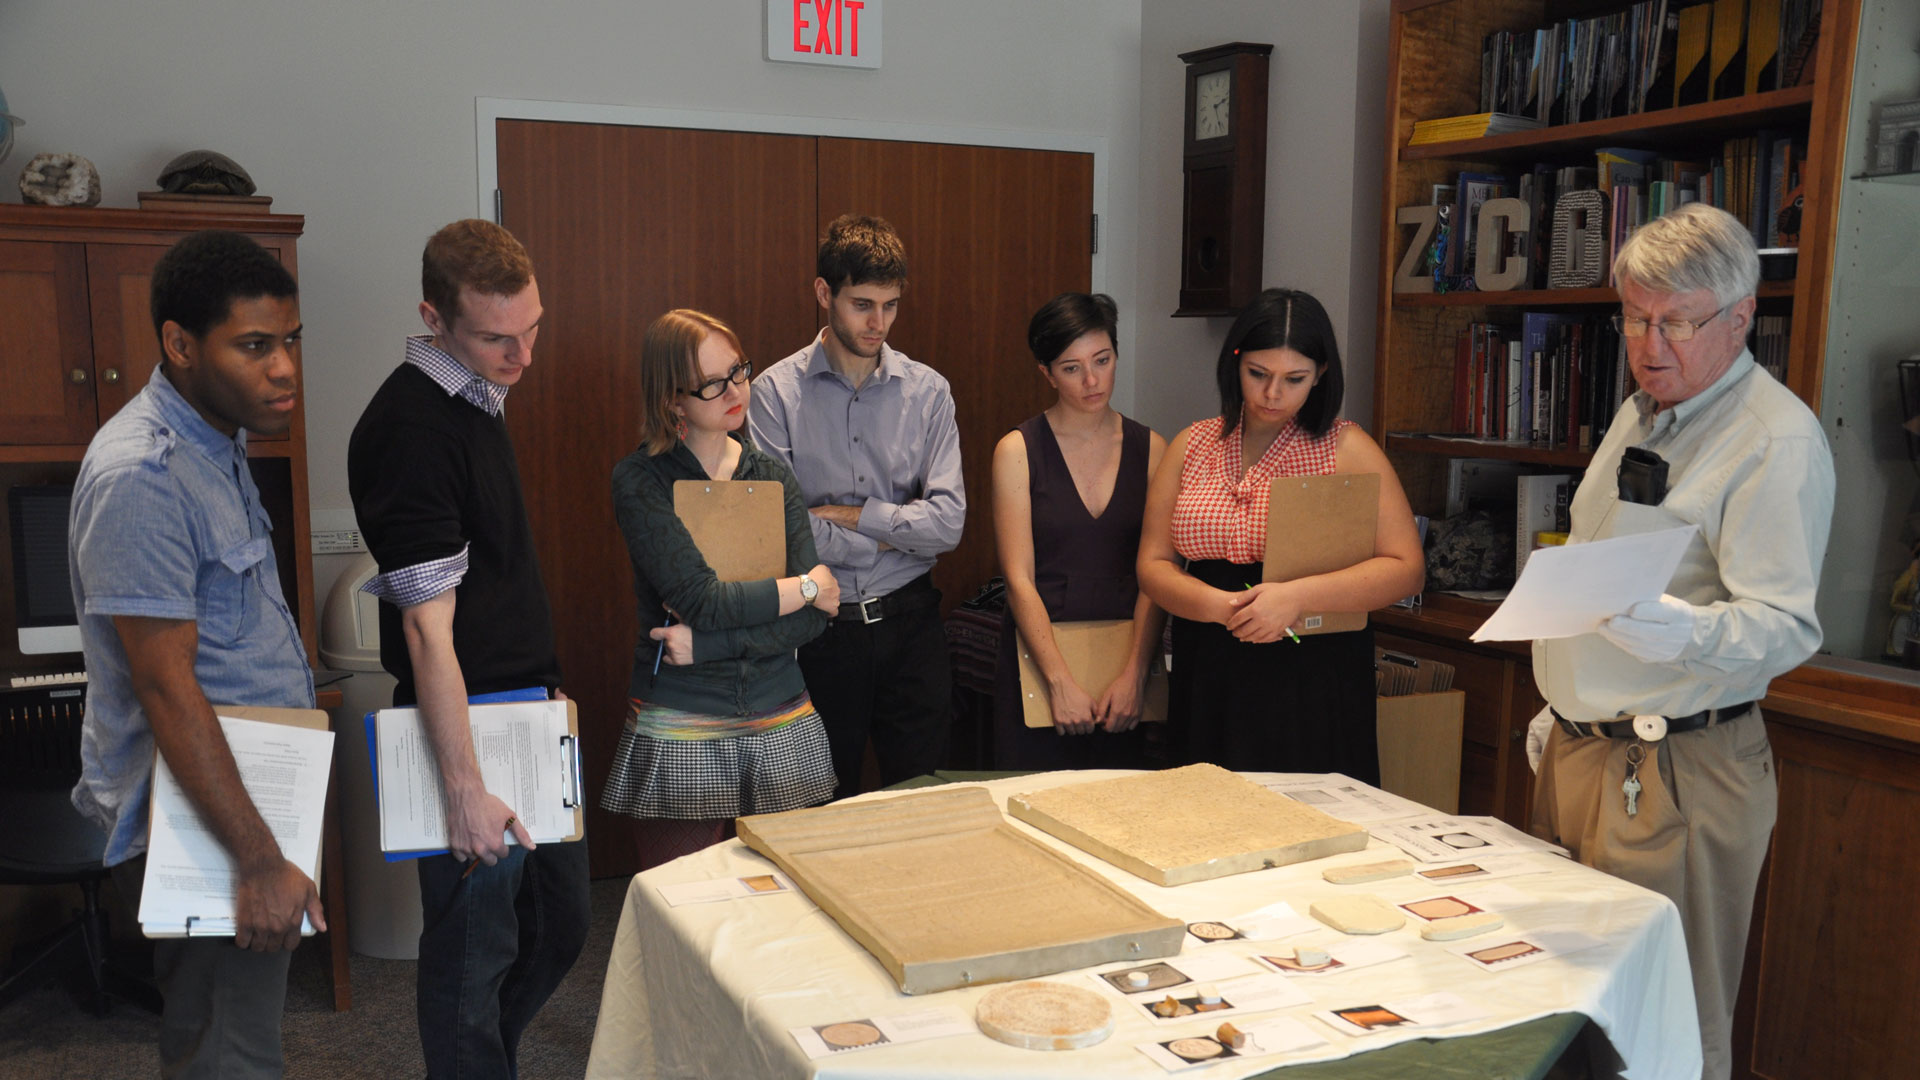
1194,70,1231,140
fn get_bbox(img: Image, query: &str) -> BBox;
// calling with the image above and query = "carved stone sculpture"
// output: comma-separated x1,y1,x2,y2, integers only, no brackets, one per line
157,149,256,195
19,152,102,207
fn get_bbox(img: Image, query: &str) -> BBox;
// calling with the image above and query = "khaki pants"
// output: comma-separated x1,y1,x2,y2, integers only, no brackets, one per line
1532,706,1775,1080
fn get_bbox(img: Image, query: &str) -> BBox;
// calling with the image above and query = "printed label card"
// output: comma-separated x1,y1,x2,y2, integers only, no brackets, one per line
1094,953,1254,997
1252,938,1407,978
788,1007,972,1059
1136,1016,1329,1071
1184,901,1318,946
1130,973,1313,1026
1412,856,1551,885
1314,992,1489,1038
656,872,796,907
1445,928,1605,973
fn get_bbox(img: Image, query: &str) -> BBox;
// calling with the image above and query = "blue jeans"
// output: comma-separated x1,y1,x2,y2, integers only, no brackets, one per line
415,839,591,1080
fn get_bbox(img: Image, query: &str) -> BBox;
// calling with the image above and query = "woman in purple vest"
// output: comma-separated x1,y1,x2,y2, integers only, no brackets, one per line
990,293,1168,769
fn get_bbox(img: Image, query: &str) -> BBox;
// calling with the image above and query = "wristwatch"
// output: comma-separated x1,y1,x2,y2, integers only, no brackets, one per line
798,573,820,606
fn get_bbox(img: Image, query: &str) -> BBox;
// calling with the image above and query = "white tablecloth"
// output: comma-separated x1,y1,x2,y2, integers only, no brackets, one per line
586,771,1701,1079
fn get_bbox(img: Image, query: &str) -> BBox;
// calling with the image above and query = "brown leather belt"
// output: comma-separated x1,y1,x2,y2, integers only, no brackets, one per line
1554,702,1756,739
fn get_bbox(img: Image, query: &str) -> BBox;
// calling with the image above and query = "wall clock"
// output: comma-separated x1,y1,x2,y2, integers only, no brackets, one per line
1176,42,1272,317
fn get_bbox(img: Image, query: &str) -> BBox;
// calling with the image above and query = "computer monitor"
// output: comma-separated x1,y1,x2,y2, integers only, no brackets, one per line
8,484,82,655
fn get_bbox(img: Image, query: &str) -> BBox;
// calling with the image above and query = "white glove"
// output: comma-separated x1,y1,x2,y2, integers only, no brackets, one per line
1525,705,1554,774
1598,593,1699,663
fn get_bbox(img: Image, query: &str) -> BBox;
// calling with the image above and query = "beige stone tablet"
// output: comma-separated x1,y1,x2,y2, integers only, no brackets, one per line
1420,911,1505,941
1006,764,1369,886
1308,895,1406,935
976,981,1113,1051
1322,859,1414,885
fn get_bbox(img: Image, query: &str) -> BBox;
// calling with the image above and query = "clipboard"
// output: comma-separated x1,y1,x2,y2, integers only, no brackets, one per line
367,696,585,858
1014,619,1168,729
673,479,785,581
144,705,334,938
1263,472,1380,635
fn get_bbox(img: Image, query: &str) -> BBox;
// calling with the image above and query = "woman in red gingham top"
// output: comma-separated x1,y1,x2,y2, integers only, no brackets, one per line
1139,289,1425,780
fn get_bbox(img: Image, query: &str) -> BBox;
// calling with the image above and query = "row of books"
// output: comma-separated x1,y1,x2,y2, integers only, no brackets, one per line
1429,134,1801,290
1475,0,1822,129
1450,313,1630,453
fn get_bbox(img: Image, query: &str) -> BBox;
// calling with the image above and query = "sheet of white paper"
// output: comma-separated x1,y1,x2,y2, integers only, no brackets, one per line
1410,855,1553,885
140,716,333,935
1136,1016,1329,1071
1131,973,1313,1025
1314,991,1491,1037
1445,928,1606,973
787,1007,971,1059
1183,902,1319,947
1469,525,1697,641
1253,772,1429,823
1251,938,1408,977
376,701,572,853
655,873,796,907
1371,816,1568,863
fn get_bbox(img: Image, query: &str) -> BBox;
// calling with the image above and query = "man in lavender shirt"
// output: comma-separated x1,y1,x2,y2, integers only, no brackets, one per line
750,214,966,796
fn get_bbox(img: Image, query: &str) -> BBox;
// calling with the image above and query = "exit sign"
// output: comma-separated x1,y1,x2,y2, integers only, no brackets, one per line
767,0,881,69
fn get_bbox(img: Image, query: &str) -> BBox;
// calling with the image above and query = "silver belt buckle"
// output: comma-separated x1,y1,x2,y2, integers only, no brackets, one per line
857,596,884,625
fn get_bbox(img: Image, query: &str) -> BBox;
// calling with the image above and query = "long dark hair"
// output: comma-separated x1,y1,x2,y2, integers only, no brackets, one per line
1215,288,1345,438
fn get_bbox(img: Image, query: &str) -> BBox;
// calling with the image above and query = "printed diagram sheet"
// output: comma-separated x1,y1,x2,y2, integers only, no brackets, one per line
1470,525,1696,641
375,700,574,853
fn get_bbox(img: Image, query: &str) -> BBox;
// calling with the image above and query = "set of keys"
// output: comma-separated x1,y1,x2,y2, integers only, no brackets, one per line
1621,714,1666,817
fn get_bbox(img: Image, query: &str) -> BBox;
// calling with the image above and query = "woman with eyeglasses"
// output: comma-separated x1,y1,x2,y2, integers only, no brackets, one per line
602,309,841,869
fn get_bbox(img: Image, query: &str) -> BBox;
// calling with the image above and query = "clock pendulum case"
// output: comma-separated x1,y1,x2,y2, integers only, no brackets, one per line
1175,42,1272,317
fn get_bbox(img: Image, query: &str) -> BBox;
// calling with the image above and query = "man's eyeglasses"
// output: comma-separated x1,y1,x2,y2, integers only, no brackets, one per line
687,361,752,401
1610,305,1727,343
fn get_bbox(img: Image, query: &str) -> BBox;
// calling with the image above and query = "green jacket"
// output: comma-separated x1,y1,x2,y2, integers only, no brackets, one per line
611,433,827,715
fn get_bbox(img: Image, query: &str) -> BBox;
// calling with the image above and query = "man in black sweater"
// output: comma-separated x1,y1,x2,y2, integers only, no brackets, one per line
347,219,588,1079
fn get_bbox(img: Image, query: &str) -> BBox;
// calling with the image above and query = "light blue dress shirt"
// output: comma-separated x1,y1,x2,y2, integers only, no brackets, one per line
69,367,314,866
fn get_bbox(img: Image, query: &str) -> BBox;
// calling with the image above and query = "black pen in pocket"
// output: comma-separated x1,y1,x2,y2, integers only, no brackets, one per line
651,613,674,681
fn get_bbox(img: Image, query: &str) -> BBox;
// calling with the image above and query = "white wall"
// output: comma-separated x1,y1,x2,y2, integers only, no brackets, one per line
0,0,1143,575
1133,1,1391,437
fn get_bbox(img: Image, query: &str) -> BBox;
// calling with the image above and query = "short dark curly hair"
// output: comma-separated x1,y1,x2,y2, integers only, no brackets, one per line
149,230,297,351
816,213,907,294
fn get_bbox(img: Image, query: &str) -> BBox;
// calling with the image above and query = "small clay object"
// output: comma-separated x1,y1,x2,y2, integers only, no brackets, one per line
1195,983,1222,1005
1421,911,1505,941
1167,1037,1224,1062
1309,895,1406,935
1187,921,1239,941
1323,859,1415,885
817,1021,883,1049
1293,945,1330,967
1216,1021,1249,1050
157,149,256,196
1153,995,1190,1018
1124,970,1151,989
975,981,1113,1051
19,152,101,206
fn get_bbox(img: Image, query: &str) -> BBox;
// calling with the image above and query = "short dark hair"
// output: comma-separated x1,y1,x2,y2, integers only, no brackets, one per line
422,219,535,330
1027,292,1119,366
149,230,297,350
1216,288,1345,438
816,213,907,294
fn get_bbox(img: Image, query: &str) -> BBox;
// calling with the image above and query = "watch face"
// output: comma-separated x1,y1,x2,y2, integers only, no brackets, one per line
1194,70,1231,140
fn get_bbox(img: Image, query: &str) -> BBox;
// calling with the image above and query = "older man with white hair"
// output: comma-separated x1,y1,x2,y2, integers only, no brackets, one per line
1527,202,1834,1080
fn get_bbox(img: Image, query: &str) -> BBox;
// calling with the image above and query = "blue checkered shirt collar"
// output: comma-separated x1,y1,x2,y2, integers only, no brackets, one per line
404,335,510,417
145,364,249,463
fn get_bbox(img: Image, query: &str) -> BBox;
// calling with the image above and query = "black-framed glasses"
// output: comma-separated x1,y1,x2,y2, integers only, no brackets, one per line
687,360,752,401
1610,305,1727,343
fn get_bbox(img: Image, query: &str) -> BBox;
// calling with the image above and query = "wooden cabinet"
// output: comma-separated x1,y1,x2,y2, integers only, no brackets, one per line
0,206,312,670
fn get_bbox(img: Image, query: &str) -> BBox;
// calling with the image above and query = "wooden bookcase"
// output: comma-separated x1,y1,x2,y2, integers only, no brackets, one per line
1370,5,1920,1078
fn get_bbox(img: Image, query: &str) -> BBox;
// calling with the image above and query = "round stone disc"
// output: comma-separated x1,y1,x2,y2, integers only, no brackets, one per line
976,981,1113,1051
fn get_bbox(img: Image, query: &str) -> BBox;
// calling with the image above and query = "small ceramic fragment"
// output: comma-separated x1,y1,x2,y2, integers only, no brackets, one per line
1322,859,1414,885
1309,895,1406,935
1216,1021,1248,1049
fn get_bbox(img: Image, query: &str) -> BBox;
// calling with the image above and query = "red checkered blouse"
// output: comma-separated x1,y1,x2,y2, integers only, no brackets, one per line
1171,414,1353,563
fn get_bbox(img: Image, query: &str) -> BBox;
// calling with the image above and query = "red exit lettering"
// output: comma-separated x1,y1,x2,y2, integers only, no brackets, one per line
792,0,865,56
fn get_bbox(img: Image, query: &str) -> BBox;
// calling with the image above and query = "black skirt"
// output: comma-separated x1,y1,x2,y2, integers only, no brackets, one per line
1169,559,1379,784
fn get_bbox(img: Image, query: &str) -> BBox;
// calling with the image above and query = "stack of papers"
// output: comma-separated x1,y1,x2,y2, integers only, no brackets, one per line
1408,112,1545,144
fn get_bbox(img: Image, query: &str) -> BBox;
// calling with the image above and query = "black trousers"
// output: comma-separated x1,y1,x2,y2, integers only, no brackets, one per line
799,604,953,797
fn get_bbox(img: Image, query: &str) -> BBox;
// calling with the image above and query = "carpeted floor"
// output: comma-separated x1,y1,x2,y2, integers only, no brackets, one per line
0,877,630,1080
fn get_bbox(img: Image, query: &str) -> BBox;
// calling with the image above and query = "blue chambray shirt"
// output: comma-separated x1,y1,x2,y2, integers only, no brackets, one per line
69,366,314,866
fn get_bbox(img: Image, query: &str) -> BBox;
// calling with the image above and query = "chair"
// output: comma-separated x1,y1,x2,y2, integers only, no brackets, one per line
0,695,159,1015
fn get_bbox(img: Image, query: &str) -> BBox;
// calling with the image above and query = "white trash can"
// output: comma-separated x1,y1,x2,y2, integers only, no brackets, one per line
320,554,421,960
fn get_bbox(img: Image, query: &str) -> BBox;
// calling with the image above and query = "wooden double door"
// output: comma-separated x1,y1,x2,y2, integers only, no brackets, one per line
495,120,1093,876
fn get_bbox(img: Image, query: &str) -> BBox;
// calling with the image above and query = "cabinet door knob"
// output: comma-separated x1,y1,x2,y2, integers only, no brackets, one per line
70,368,89,384
103,368,122,385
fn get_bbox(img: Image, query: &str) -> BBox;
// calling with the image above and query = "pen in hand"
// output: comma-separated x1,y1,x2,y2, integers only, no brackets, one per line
1242,583,1302,644
651,613,674,677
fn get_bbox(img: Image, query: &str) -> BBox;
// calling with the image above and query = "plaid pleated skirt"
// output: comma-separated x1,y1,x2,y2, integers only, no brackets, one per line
599,694,837,820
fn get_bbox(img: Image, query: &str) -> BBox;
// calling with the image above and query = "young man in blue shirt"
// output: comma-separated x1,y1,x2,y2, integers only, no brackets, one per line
70,230,319,1078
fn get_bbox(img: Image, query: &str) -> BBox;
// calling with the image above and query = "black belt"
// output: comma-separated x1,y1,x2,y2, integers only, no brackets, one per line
835,574,939,624
1554,702,1756,740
